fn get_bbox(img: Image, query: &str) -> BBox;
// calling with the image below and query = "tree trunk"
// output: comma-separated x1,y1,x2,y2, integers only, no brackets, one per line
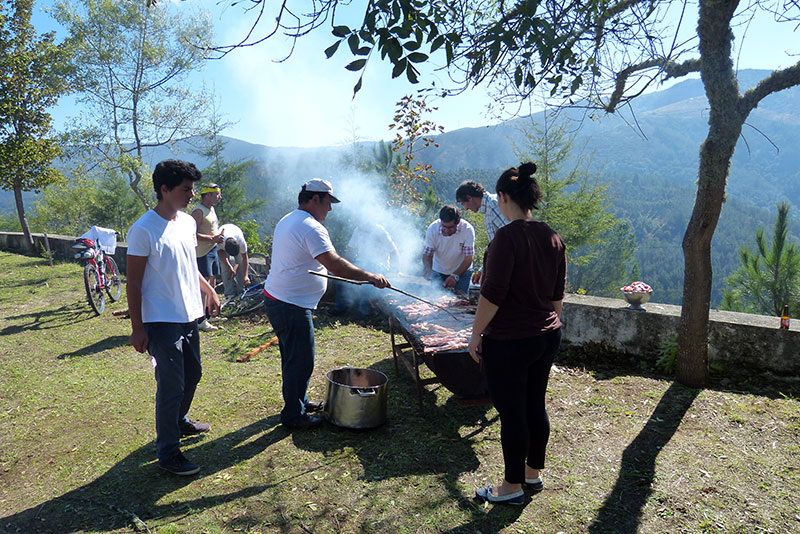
128,168,151,210
676,0,743,387
13,180,34,252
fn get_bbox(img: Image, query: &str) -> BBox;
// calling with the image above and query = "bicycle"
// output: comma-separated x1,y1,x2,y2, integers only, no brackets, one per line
72,237,123,315
220,281,266,318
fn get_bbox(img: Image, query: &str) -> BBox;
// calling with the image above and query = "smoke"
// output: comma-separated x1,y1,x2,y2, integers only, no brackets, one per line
327,171,425,277
266,166,458,300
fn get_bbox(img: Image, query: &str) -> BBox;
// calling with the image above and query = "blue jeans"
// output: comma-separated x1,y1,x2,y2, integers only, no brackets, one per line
197,247,220,278
264,297,316,424
146,321,202,461
432,269,472,293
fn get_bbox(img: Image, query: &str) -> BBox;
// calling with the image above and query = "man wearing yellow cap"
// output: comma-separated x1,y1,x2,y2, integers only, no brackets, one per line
191,183,224,332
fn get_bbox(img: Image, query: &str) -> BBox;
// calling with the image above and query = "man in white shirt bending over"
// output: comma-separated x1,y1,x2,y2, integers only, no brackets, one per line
263,179,390,430
218,223,251,298
127,159,220,476
422,205,475,293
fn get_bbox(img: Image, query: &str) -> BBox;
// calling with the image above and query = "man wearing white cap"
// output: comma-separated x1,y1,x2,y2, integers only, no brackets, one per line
263,179,390,429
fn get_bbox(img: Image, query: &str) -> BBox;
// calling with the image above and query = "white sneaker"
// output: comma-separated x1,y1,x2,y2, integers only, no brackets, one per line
198,319,219,332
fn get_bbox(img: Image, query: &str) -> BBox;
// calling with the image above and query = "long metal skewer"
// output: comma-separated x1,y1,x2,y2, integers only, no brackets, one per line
308,270,457,318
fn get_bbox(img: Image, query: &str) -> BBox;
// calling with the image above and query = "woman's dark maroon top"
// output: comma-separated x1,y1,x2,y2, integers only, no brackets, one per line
480,219,566,339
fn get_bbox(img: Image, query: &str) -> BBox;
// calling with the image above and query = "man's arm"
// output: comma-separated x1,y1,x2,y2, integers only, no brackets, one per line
127,255,149,353
316,250,389,288
421,253,433,279
218,249,236,275
191,208,223,244
444,255,474,288
241,251,250,286
199,273,221,317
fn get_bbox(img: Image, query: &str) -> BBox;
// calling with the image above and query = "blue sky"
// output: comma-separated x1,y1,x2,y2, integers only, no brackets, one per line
33,1,799,149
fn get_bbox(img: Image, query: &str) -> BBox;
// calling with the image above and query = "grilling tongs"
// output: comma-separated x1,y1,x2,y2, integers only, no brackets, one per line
307,270,457,318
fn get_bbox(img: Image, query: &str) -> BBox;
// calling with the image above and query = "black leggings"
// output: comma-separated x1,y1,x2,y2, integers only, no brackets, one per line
482,328,562,484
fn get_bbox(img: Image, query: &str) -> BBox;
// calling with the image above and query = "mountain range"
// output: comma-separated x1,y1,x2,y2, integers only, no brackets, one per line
3,69,798,306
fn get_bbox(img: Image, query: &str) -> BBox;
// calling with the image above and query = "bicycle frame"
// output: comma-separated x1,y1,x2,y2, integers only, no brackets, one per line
84,250,112,290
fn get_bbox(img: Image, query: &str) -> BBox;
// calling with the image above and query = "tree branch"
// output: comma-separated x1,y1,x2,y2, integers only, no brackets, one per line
605,57,700,112
739,61,800,115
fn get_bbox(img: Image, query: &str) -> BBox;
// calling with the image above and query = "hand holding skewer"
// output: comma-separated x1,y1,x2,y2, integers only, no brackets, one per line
307,270,457,319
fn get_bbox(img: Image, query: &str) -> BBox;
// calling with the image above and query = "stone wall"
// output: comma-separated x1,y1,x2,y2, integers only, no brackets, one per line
562,293,800,380
0,231,129,273
2,231,798,379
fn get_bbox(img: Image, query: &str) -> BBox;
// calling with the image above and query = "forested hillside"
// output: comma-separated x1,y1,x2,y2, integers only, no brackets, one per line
2,70,796,306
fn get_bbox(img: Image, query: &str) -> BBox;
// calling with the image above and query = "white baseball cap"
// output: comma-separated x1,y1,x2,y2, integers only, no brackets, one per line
302,178,340,203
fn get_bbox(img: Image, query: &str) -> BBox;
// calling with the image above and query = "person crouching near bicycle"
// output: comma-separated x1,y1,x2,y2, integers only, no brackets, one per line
127,159,221,476
218,223,251,299
264,179,390,430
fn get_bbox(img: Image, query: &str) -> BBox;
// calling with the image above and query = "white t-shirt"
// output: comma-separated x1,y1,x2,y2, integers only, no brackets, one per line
219,223,248,255
264,209,335,309
346,223,398,271
127,210,204,323
423,219,475,275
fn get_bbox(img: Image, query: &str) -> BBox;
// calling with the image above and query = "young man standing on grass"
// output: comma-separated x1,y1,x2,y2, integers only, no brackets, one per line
127,159,221,476
192,183,224,332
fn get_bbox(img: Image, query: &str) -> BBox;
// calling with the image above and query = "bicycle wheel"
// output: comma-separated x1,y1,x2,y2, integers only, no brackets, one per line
220,291,265,318
84,263,106,314
104,257,123,302
248,252,269,285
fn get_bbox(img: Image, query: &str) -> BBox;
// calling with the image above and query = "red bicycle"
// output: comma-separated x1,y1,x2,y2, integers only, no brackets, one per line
72,237,122,315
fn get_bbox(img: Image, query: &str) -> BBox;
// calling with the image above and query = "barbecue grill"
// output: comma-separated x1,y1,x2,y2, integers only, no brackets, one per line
376,286,490,413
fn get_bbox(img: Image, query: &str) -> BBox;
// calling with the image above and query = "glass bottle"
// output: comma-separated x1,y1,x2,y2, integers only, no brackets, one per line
780,304,790,330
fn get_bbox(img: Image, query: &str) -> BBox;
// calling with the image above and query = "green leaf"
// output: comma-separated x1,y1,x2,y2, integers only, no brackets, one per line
407,52,428,63
348,34,360,54
430,35,445,52
345,59,367,71
406,63,419,84
332,25,351,38
324,41,341,59
570,75,583,95
391,58,407,78
359,30,375,45
353,75,363,97
403,41,421,51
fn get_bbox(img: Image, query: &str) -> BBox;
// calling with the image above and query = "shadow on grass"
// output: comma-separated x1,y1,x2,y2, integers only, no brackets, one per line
58,335,130,359
557,340,800,401
0,302,96,335
0,416,287,534
288,356,514,529
586,381,700,534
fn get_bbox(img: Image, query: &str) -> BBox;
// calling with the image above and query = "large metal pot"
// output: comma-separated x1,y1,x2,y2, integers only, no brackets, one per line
324,367,388,429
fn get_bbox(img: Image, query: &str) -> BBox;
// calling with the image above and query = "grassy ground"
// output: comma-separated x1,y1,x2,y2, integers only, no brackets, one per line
1,250,799,534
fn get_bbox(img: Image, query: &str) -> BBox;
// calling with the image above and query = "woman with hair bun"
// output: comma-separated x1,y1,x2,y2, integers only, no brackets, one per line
468,162,566,505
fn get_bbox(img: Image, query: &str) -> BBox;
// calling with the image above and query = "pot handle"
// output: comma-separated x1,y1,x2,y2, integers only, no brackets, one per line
354,388,376,397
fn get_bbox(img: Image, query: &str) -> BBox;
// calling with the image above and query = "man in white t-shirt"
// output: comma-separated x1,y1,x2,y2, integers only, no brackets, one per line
218,223,250,298
127,159,221,476
333,222,400,317
263,179,390,429
422,205,475,293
